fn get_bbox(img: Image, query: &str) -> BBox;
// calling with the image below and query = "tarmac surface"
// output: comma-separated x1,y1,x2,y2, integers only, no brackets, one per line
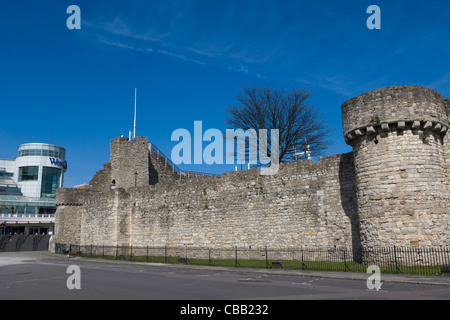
1,251,449,301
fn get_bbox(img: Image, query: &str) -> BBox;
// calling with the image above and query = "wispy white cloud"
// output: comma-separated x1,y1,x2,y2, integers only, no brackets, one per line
157,49,206,66
84,17,171,43
295,72,394,99
99,38,153,53
81,1,286,79
427,72,450,91
79,0,450,99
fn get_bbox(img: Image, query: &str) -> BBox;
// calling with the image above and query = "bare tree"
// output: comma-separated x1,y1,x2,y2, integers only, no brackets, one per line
225,86,333,164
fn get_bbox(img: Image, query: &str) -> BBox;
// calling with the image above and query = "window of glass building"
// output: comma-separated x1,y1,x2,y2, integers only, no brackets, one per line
0,206,16,217
18,146,65,160
40,167,61,198
39,207,56,216
0,185,22,195
19,166,39,181
16,206,37,217
0,171,13,178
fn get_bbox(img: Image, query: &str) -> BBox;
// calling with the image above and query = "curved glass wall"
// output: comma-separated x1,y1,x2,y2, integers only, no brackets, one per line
0,195,56,218
40,167,61,198
18,144,65,160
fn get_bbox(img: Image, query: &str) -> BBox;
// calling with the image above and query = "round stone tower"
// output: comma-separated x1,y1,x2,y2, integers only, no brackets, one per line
342,85,449,248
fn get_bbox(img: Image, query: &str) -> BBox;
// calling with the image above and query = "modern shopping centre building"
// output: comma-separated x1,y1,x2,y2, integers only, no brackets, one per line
0,143,67,235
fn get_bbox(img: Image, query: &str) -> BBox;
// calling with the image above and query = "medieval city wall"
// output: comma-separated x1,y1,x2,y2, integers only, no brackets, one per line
51,85,449,252
128,152,358,250
53,151,359,250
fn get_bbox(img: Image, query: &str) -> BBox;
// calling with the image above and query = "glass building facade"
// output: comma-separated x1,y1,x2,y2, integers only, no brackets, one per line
18,144,65,160
40,167,62,198
0,143,67,235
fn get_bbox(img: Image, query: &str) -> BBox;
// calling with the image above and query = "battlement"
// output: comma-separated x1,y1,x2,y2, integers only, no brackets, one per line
344,119,448,145
342,86,448,145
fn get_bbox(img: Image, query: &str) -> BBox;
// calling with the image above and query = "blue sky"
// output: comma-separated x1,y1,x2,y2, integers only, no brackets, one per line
0,1,449,187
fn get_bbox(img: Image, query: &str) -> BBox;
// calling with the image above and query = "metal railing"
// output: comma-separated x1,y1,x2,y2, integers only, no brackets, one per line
0,214,55,218
148,142,221,178
54,243,450,276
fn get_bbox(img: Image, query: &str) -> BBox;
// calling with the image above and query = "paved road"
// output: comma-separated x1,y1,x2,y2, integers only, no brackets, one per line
1,252,449,302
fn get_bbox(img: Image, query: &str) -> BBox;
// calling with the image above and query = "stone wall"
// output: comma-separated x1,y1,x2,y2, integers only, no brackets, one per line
51,188,85,249
129,153,358,250
110,136,150,189
342,86,449,248
446,99,450,181
446,99,450,245
51,85,449,252
53,149,359,250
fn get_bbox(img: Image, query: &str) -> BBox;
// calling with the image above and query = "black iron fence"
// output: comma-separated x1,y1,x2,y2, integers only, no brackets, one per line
0,235,51,252
54,243,450,276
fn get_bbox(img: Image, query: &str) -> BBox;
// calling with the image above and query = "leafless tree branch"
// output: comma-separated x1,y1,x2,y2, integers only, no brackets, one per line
225,86,333,164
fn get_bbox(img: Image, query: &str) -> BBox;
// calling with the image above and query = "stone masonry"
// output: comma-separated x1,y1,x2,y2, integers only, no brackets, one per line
342,86,449,247
51,86,449,252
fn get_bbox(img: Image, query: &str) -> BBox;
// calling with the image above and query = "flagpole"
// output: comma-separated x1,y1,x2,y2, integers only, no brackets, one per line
133,88,137,139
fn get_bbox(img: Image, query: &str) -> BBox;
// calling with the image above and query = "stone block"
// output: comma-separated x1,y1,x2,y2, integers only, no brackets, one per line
366,126,376,134
412,121,421,129
423,121,433,130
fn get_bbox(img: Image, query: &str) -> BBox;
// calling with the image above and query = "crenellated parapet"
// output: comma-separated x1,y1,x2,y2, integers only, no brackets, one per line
342,86,448,145
344,119,448,145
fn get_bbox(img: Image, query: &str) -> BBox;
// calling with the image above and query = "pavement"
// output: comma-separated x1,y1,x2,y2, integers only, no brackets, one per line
39,250,450,287
1,251,450,301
